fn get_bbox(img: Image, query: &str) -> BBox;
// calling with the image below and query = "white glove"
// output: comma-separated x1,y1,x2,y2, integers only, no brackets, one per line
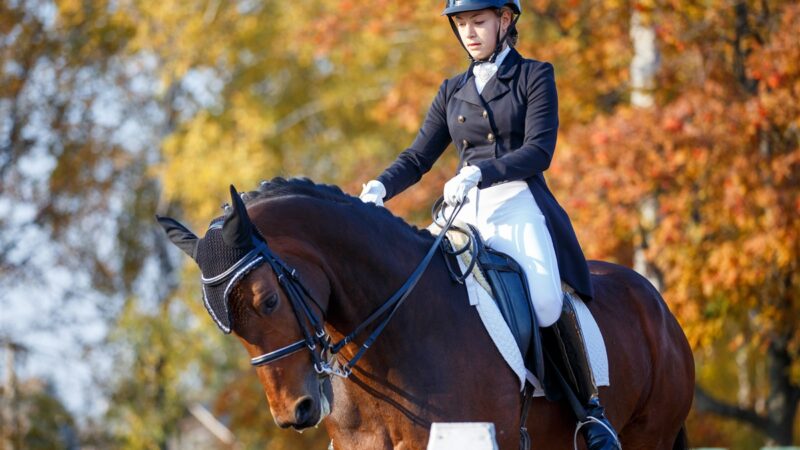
443,165,482,206
359,180,386,206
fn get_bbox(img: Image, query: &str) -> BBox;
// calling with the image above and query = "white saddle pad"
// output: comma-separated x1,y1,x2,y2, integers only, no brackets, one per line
458,258,610,395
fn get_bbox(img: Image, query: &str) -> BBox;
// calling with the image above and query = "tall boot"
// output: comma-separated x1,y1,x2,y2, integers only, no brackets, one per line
552,294,621,450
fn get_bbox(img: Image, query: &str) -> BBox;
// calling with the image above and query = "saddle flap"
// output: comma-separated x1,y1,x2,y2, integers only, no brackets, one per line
439,223,545,384
475,243,544,383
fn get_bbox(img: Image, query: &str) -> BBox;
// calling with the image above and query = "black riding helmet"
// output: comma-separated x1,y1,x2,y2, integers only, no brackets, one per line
442,0,521,63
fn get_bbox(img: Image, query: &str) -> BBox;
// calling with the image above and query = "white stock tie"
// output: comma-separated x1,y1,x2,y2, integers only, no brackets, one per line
473,62,499,93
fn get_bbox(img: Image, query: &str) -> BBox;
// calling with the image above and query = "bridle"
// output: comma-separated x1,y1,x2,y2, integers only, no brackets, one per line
203,199,465,378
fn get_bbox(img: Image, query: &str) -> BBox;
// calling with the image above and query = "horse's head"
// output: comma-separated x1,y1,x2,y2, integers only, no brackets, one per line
157,185,333,430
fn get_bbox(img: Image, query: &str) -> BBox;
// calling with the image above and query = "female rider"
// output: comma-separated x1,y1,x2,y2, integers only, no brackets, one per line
360,1,619,449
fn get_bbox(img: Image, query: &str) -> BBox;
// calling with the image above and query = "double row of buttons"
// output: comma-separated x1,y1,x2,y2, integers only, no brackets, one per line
457,110,490,123
459,109,496,148
461,132,496,148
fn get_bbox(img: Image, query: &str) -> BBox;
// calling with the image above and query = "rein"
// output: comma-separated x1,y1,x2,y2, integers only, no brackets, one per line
216,199,465,378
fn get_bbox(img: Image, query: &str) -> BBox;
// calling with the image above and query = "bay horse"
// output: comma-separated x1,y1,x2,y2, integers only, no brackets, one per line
158,178,694,450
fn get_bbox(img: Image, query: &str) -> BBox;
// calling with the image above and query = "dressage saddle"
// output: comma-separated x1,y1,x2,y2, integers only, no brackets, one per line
440,223,545,385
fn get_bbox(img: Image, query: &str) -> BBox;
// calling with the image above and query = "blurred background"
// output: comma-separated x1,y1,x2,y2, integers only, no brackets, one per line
0,0,798,448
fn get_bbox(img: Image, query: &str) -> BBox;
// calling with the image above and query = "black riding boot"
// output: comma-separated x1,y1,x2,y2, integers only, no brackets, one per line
552,294,621,450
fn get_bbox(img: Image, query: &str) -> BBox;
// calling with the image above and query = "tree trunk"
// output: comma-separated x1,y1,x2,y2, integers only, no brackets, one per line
629,7,664,291
764,337,799,444
695,335,799,445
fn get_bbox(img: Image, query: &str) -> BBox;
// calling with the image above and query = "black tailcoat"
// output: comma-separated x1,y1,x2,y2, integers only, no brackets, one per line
377,48,594,300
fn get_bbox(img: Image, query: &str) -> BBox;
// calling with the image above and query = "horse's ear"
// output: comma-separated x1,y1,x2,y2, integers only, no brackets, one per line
223,185,255,249
156,215,199,259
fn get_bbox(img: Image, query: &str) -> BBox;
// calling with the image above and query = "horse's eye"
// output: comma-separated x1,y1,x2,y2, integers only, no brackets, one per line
258,293,280,315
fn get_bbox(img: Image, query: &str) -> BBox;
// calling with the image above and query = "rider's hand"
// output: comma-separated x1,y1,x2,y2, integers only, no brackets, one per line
443,165,481,206
359,180,386,207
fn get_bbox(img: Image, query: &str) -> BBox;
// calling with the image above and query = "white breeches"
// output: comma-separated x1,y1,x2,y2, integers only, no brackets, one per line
447,181,564,327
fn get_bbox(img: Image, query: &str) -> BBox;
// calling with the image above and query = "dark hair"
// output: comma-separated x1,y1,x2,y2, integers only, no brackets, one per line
495,7,518,47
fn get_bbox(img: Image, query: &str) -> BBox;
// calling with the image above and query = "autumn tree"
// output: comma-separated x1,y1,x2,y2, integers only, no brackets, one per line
5,0,796,447
0,0,145,291
151,0,799,445
0,1,201,447
558,1,800,445
4,377,78,450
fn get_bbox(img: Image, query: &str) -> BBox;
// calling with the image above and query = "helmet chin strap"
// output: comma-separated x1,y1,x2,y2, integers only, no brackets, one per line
485,27,506,63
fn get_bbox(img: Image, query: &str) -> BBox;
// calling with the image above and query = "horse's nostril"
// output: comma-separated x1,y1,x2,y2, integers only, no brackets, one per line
294,396,315,425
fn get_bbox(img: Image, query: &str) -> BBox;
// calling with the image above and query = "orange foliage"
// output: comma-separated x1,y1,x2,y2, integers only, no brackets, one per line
556,3,800,445
152,0,800,445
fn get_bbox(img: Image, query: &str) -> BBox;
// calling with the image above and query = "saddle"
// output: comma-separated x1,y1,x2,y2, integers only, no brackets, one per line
429,217,610,404
434,221,546,385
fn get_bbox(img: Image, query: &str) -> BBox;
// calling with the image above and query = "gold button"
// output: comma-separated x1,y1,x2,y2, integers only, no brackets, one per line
482,110,488,119
487,133,495,143
458,115,465,123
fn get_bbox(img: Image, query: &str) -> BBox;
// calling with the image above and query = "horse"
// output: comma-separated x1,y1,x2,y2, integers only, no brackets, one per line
158,178,694,450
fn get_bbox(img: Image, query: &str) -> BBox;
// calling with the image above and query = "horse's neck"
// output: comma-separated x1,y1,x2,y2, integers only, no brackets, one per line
286,203,517,448
325,218,473,358
284,204,459,365
262,198,483,370
318,212,437,344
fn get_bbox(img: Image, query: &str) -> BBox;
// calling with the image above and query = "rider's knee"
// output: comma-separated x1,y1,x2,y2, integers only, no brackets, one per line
534,290,563,327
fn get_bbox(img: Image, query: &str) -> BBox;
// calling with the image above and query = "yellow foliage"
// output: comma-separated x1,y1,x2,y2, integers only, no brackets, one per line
79,0,800,446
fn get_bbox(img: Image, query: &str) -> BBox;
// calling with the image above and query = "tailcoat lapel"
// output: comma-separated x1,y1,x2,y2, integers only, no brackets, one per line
480,48,521,103
452,48,523,105
453,74,484,107
480,76,510,103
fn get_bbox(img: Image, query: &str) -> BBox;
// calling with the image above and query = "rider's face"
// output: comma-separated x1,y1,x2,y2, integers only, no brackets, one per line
452,9,510,61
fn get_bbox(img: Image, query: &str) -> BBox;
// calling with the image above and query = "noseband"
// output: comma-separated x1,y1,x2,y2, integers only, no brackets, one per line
205,200,464,379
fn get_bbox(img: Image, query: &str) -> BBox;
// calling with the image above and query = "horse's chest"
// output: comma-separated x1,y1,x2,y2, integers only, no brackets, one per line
326,384,429,450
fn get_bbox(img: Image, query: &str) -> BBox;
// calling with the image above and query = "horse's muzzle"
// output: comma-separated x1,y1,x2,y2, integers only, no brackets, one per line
294,396,319,428
274,395,321,430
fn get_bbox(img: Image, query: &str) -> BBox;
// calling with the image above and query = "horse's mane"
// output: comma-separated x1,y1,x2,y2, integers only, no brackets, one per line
237,177,433,240
242,177,352,205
